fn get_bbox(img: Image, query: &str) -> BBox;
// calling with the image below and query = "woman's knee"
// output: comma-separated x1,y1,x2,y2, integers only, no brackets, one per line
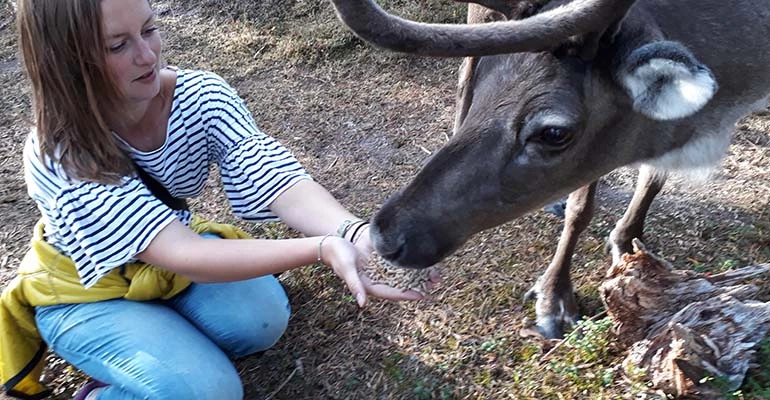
35,300,246,400
223,287,291,358
169,261,292,358
141,362,244,400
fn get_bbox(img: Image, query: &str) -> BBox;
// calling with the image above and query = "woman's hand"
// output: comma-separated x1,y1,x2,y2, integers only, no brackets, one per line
351,224,442,304
360,274,431,303
351,224,422,301
320,235,369,307
322,232,440,307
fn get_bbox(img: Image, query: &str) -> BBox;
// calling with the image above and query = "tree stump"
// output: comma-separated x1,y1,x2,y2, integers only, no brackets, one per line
600,239,770,398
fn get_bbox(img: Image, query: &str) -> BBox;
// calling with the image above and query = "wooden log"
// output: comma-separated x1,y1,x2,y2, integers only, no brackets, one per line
600,239,770,398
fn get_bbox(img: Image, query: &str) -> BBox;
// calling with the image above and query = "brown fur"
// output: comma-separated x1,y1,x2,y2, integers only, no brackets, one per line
334,0,770,338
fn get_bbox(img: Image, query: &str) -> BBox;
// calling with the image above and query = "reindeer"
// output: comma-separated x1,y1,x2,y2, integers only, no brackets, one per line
328,0,770,338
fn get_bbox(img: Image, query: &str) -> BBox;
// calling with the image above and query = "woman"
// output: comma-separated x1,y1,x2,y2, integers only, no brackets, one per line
0,0,433,399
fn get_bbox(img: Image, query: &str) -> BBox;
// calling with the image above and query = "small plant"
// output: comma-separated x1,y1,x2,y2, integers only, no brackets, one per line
409,376,454,400
563,317,614,364
692,262,710,273
412,377,438,400
514,342,541,362
506,316,632,397
741,339,770,399
719,258,741,271
341,294,356,304
480,339,498,353
700,375,743,399
624,364,655,396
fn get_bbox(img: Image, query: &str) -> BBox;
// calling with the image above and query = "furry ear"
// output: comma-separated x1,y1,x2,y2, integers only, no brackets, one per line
616,41,717,120
453,3,502,135
453,57,477,135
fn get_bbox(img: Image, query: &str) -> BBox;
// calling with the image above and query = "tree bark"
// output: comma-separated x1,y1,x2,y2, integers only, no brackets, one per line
600,239,770,398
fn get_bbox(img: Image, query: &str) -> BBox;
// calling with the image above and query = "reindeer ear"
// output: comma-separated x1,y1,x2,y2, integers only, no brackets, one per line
616,41,717,120
452,4,505,136
453,57,477,135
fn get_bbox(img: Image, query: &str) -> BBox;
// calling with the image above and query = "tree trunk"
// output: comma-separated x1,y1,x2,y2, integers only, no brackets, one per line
600,239,770,398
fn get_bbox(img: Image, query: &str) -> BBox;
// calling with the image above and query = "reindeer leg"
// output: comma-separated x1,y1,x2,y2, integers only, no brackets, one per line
607,165,667,264
525,181,597,338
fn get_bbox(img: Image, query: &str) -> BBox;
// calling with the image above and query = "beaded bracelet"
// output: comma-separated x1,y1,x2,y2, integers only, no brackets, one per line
336,219,369,242
336,219,361,238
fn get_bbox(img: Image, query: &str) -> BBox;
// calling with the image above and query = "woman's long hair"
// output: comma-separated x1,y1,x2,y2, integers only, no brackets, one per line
17,0,133,185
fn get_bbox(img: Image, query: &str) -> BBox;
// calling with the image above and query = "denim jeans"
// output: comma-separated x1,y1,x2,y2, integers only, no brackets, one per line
34,234,291,400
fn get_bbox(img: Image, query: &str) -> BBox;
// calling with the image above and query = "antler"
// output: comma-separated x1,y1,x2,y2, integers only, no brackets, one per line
328,0,638,57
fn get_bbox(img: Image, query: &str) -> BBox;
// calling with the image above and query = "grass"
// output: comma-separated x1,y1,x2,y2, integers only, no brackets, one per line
167,0,466,67
1,0,768,399
504,317,639,399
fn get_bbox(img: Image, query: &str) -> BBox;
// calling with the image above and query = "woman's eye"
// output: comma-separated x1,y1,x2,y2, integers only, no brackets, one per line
108,42,126,53
143,26,159,36
538,126,573,147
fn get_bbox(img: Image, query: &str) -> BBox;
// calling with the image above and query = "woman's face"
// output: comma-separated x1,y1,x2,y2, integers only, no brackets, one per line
101,0,161,104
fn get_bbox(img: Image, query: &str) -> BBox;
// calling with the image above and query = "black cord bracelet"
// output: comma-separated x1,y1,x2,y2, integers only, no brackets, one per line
348,221,370,244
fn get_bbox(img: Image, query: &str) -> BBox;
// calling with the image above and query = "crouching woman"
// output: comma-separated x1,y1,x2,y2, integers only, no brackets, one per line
0,0,430,399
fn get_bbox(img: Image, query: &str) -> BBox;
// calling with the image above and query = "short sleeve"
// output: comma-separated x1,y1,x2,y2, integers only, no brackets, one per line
219,135,311,221
47,178,178,287
194,72,312,221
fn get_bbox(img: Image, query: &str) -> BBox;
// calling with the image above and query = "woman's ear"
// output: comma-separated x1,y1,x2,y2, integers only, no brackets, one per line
615,41,717,120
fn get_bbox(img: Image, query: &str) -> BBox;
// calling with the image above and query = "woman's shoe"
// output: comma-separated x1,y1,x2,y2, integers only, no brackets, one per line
72,379,108,400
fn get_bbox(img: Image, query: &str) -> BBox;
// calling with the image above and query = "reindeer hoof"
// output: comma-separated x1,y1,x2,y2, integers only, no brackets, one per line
542,198,567,219
524,280,580,339
605,237,632,265
536,314,580,339
523,285,538,301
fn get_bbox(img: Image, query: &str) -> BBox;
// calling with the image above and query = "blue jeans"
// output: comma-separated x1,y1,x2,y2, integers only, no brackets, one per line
34,237,291,399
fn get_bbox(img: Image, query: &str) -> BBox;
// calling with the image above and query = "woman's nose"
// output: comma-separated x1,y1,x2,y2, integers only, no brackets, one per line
135,39,157,65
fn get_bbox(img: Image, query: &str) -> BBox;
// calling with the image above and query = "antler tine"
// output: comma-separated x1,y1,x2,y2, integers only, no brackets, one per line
329,0,639,57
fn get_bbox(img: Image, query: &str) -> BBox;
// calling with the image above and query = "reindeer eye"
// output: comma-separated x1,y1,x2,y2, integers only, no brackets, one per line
538,126,573,148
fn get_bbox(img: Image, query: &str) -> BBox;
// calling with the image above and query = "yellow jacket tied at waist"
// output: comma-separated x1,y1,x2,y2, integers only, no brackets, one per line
0,216,252,399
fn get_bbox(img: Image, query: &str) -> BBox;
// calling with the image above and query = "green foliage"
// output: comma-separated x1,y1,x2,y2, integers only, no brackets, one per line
505,317,658,398
342,294,356,304
741,339,770,399
696,339,770,400
562,317,614,364
546,318,620,392
412,376,454,400
691,257,742,274
383,352,405,381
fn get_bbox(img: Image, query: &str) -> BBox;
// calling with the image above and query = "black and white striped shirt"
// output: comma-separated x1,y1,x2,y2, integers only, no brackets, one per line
23,69,311,287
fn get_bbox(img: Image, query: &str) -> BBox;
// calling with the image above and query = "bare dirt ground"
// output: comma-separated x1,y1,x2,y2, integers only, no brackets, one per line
1,1,768,399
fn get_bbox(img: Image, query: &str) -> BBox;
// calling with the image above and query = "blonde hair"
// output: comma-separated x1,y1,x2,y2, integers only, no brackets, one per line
17,0,134,184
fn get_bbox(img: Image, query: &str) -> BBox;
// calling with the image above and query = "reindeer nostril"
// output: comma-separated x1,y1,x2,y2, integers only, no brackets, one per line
379,241,404,263
371,227,406,264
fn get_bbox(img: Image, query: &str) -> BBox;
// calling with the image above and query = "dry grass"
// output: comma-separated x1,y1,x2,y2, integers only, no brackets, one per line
1,0,769,399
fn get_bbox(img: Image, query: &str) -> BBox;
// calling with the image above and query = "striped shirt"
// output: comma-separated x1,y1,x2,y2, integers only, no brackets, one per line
23,69,311,288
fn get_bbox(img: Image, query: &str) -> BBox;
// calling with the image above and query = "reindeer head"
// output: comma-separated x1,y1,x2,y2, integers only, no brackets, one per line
330,0,718,268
